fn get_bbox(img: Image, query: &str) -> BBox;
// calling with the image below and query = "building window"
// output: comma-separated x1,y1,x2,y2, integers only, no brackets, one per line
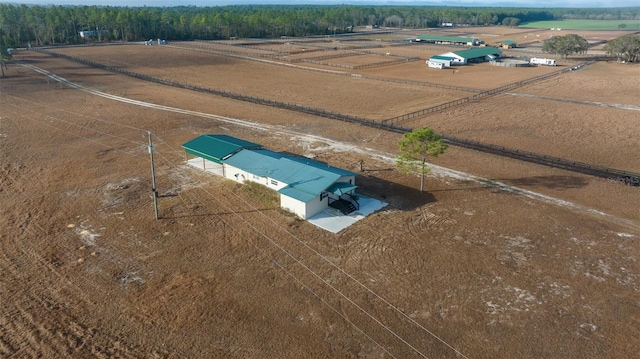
253,174,261,180
320,191,328,200
270,179,278,186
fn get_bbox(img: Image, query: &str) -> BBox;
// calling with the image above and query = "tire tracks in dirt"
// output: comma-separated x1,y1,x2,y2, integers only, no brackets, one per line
0,106,166,358
16,62,640,230
183,182,456,358
8,61,639,357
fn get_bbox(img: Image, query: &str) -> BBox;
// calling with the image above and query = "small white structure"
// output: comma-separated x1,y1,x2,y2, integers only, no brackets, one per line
427,55,453,68
530,57,556,66
79,30,107,39
427,61,444,69
79,30,96,38
144,39,153,45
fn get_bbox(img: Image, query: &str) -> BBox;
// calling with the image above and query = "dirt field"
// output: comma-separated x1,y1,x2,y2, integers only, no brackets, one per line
1,28,639,358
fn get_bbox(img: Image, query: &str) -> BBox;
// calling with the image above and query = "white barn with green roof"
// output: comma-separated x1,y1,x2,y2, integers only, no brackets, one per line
435,47,502,65
415,35,481,46
182,134,360,220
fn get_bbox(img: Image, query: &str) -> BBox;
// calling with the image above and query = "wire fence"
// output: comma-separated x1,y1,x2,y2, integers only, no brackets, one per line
296,56,420,70
383,60,594,125
32,48,639,186
440,135,640,186
170,42,482,92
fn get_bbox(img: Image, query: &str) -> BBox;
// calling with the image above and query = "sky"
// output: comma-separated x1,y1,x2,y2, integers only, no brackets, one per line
0,0,637,7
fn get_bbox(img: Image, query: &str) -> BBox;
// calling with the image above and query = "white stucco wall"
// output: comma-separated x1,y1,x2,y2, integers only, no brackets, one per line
305,193,329,219
280,194,308,219
264,177,288,191
224,164,250,182
223,164,290,191
220,165,356,219
441,52,467,65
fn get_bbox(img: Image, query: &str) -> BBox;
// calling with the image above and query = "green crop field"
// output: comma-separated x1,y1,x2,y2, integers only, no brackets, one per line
520,19,640,30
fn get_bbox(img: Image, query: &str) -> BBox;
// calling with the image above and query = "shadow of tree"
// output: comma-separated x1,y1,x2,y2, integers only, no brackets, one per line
505,175,590,190
356,173,436,211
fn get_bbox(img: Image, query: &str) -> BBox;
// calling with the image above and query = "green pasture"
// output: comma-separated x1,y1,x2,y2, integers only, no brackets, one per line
520,20,640,31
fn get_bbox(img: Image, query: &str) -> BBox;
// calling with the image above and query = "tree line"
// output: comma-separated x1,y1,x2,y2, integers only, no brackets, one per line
538,33,640,62
1,4,639,47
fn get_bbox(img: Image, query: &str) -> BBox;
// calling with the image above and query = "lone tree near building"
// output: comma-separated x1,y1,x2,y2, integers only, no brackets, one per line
396,127,448,192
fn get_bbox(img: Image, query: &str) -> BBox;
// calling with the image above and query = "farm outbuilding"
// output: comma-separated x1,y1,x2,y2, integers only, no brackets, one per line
427,55,454,68
182,134,261,176
497,40,517,49
438,47,503,65
415,35,481,46
529,57,557,66
182,134,360,220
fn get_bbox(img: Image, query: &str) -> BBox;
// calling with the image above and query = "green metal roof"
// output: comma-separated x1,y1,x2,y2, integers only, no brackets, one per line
417,35,478,43
501,40,517,45
430,55,455,61
326,182,358,196
182,134,261,164
224,149,357,202
452,47,502,59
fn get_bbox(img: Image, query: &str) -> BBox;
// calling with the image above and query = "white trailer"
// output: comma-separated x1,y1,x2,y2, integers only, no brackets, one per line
427,61,445,69
529,57,556,66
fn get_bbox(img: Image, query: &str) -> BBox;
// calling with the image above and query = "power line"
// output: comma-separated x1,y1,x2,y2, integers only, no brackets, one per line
0,98,147,148
11,62,471,358
0,104,145,160
2,93,150,132
195,181,429,358
151,131,470,358
188,183,399,357
1,96,403,357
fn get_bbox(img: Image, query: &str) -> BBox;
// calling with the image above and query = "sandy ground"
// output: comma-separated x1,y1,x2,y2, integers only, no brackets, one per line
1,28,639,358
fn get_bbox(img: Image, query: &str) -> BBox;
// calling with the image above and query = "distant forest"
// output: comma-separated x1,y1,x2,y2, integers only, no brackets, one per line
1,4,639,46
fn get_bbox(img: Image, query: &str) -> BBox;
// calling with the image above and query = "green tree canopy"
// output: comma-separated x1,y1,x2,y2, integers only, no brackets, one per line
0,28,12,77
542,34,589,59
3,4,637,46
603,34,640,63
502,17,520,27
396,127,447,192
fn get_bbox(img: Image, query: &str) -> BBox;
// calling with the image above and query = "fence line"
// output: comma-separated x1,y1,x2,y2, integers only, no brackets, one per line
32,48,638,186
441,134,639,186
384,61,593,125
172,42,481,92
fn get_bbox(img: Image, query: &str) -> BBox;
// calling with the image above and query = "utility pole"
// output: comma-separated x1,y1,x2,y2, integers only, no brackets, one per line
148,131,159,220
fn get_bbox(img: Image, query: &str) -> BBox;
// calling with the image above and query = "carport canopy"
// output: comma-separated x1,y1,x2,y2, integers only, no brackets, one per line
326,182,358,195
182,134,262,164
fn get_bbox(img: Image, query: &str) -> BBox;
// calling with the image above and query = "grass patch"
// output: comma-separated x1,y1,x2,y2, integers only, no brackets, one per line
521,20,640,31
232,180,280,207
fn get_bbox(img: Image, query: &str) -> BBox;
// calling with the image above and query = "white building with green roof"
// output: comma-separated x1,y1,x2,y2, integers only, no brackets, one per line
415,35,481,46
434,47,503,65
182,134,360,220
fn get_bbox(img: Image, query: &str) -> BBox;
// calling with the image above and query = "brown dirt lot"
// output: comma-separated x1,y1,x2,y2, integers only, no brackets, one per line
1,29,639,358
